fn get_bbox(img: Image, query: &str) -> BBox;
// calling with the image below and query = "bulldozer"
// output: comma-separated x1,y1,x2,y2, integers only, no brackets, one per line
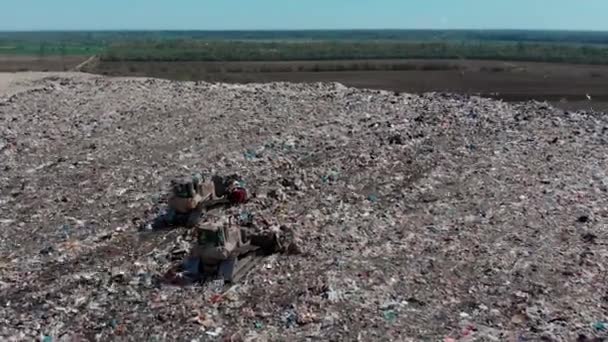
158,173,282,286
145,173,247,231
164,219,280,286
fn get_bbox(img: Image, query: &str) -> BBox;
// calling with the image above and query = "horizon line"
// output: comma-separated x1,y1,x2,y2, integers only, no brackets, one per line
2,28,608,33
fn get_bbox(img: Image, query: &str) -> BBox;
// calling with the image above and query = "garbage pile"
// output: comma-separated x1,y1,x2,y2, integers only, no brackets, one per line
0,74,607,341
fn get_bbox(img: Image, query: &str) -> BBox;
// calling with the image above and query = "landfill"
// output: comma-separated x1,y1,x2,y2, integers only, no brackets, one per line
0,73,607,341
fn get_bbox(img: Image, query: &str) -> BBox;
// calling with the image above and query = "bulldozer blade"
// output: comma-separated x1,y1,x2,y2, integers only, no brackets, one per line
221,251,264,291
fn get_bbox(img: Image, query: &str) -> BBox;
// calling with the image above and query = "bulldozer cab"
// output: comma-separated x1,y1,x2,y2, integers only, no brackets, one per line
171,177,196,198
168,173,218,215
171,174,206,198
198,225,225,246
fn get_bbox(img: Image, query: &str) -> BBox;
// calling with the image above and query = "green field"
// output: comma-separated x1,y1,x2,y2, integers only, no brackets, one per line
99,40,608,64
2,30,608,64
0,44,103,56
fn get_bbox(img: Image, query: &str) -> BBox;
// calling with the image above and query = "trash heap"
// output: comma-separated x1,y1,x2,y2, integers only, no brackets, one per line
0,74,607,341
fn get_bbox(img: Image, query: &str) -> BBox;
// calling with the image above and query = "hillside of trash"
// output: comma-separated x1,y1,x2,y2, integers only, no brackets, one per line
0,74,607,341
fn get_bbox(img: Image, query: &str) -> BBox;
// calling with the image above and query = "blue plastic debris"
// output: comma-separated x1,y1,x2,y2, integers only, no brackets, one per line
593,321,607,331
238,211,253,225
367,194,379,202
61,224,71,239
322,170,339,183
244,149,258,161
382,309,397,322
282,309,298,328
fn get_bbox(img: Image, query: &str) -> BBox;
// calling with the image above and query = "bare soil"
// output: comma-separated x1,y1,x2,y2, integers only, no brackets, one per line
86,59,608,112
0,55,89,72
3,56,608,111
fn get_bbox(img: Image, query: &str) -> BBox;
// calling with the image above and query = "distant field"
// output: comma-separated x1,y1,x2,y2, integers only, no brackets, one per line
2,29,608,64
77,58,608,112
2,30,608,111
87,59,466,77
0,37,103,56
0,55,88,71
98,40,608,65
0,44,101,56
2,29,608,44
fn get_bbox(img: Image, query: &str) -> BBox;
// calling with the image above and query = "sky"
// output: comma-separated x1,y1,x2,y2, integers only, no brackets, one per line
1,0,608,31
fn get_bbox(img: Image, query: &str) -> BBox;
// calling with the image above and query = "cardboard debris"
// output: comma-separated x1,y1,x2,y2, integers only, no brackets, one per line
0,74,607,341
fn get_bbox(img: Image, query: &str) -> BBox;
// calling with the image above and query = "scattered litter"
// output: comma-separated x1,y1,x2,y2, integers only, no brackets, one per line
244,149,258,161
0,75,605,341
205,328,222,337
593,321,607,331
61,224,71,239
282,309,298,328
581,233,598,244
382,310,397,322
577,215,590,223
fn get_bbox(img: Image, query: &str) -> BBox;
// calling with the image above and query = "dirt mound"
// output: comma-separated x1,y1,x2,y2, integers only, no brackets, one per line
0,74,606,341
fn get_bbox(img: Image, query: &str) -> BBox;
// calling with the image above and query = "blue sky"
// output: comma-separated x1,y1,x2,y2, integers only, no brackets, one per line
1,0,607,31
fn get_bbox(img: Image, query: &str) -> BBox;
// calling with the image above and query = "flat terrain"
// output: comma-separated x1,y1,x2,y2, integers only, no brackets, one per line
0,72,606,341
2,56,607,111
0,55,88,72
88,59,608,112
